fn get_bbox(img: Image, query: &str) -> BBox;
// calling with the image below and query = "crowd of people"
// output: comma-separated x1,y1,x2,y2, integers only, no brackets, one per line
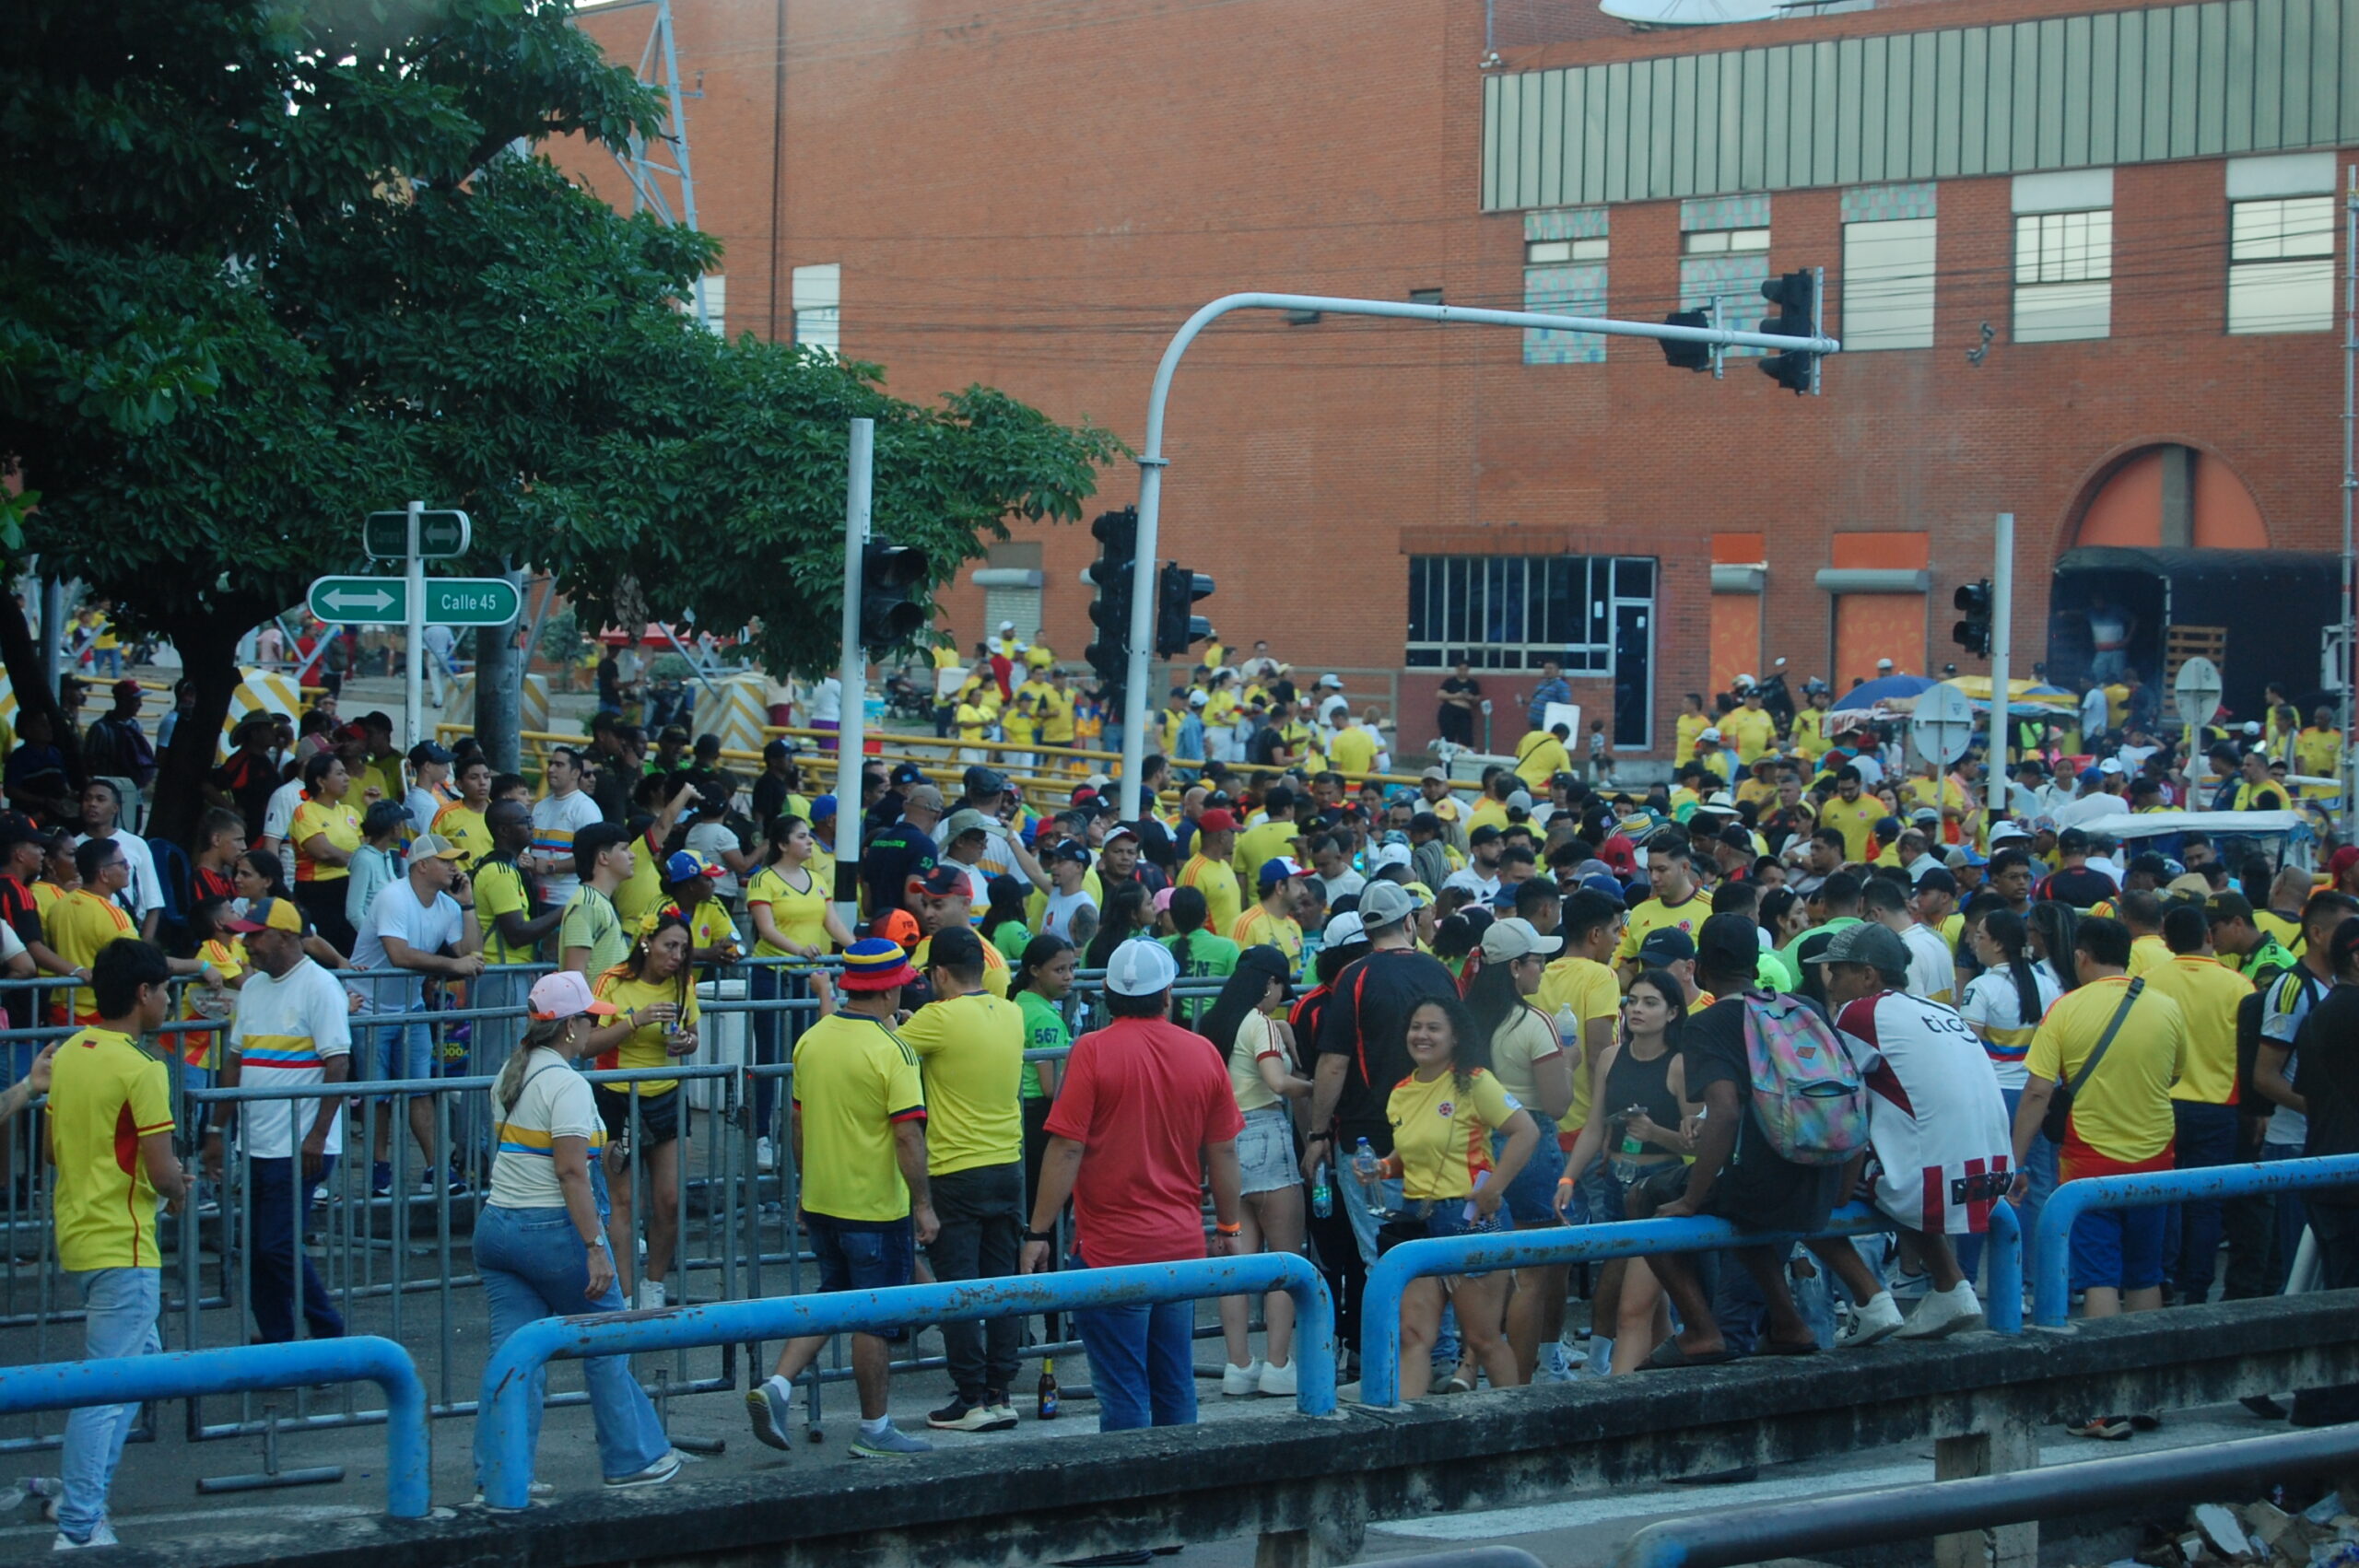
8,636,2359,1554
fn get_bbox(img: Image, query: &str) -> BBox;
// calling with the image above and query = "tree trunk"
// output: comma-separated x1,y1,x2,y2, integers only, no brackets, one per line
0,582,86,790
472,567,528,773
148,610,252,847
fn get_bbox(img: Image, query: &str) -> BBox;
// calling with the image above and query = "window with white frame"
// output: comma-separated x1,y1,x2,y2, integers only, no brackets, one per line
792,263,840,353
689,275,725,336
1680,195,1771,357
2228,196,2335,334
1405,553,1652,673
1838,184,1937,351
1523,209,1608,365
2013,209,2112,343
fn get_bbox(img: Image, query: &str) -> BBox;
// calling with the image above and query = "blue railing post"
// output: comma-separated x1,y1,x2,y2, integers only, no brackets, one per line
478,1255,1334,1509
0,1337,428,1517
2032,1153,2359,1327
1985,1198,2023,1336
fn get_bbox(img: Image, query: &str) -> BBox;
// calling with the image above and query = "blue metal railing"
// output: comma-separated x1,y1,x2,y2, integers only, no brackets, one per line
0,1337,428,1517
1358,1199,2023,1408
476,1254,1336,1509
2033,1153,2359,1326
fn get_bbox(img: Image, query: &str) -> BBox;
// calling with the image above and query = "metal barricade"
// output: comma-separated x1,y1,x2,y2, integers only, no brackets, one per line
1357,1199,2025,1408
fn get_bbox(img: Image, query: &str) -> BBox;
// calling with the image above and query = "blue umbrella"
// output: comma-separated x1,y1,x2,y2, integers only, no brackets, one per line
1828,673,1938,714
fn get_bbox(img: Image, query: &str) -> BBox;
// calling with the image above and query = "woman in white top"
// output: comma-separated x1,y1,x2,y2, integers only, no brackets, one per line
474,971,682,1496
1198,943,1309,1398
1957,909,2062,1274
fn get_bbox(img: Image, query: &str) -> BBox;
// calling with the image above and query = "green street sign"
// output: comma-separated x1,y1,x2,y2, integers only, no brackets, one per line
308,576,521,626
363,509,471,560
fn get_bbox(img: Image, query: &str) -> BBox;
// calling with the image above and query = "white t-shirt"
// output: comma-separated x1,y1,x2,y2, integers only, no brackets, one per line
346,881,464,1012
229,957,354,1158
807,677,842,724
531,790,606,907
1319,869,1367,906
489,1048,604,1210
1835,990,2012,1235
685,819,744,899
1899,921,1957,1005
75,830,160,920
264,778,305,887
1958,963,2061,1092
1041,886,1098,943
1443,868,1501,901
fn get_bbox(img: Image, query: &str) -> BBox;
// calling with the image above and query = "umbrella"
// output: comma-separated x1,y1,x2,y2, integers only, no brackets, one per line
1946,676,2077,709
1827,674,1937,719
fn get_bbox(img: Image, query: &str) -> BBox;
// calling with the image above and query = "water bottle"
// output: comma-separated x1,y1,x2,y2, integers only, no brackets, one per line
1352,1137,1384,1215
1554,1002,1582,1060
1310,1161,1333,1219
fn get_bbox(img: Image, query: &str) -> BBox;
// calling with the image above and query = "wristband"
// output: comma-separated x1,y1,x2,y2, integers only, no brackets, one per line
1555,1175,1574,1188
1214,1222,1241,1235
1024,1229,1057,1244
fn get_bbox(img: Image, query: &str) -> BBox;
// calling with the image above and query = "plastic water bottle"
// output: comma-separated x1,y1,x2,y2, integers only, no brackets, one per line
1352,1137,1383,1214
1310,1161,1333,1219
1554,1002,1582,1058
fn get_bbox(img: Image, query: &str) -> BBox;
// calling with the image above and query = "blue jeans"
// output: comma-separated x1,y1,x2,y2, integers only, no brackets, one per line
1342,1172,1405,1269
1070,1248,1196,1432
747,964,799,1143
470,1195,669,1485
2264,1141,2310,1293
250,1156,344,1344
59,1269,160,1540
1960,1087,2057,1285
2166,1101,2239,1304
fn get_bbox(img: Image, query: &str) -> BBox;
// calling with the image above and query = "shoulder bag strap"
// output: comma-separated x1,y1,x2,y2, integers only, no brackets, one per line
2063,977,2143,1101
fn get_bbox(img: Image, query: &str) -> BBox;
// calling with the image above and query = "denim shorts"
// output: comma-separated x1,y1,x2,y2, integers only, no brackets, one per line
364,1004,434,1085
1491,1112,1561,1227
1380,1198,1510,1280
805,1211,917,1299
595,1085,684,1153
1236,1106,1298,1196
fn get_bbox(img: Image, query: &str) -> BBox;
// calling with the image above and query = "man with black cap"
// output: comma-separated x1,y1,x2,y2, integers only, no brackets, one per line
862,785,943,920
1309,882,1461,1268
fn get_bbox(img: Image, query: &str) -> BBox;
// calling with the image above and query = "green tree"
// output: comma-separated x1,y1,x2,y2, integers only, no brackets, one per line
0,0,1118,841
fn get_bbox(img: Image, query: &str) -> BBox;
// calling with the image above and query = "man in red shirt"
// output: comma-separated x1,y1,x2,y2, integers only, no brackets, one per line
1021,939,1242,1431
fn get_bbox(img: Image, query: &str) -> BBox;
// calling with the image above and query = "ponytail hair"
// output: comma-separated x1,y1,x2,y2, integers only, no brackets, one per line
2026,900,2083,994
496,1015,576,1116
1168,885,1209,975
1981,910,2044,1025
1009,932,1074,1000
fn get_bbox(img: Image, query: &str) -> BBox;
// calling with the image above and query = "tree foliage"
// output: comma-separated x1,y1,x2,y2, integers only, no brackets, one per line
0,0,1121,838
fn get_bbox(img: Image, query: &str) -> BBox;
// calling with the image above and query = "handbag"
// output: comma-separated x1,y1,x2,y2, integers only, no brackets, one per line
2041,978,2143,1144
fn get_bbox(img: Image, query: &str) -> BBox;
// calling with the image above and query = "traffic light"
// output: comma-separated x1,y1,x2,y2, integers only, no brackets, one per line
1953,579,1993,659
1659,309,1713,372
1757,269,1823,395
856,540,928,651
1084,506,1138,687
1155,564,1215,658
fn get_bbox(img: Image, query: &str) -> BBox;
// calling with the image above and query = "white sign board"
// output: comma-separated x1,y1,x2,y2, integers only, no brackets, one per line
1908,681,1977,766
2175,656,2224,731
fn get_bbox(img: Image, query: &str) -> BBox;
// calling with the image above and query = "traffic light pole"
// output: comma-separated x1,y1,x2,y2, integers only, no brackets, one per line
404,499,427,752
1117,292,1841,819
834,418,874,925
1989,511,2014,809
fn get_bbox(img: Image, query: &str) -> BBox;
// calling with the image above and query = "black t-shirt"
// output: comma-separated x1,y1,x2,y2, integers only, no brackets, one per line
1314,946,1461,1153
2037,865,2118,909
750,773,794,832
1247,725,1285,768
0,874,38,1031
211,752,281,840
1681,994,1843,1234
2299,986,2359,1207
861,824,939,915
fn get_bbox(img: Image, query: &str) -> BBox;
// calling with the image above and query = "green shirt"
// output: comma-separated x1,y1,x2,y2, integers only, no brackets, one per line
1755,944,1801,994
474,856,538,965
1015,989,1071,1101
1161,930,1239,1026
559,885,628,977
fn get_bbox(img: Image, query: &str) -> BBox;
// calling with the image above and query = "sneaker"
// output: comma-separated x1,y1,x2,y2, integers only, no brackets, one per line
605,1448,687,1488
1895,1282,1985,1340
1257,1359,1297,1398
442,1166,471,1196
635,1279,666,1311
1221,1358,1266,1396
746,1379,796,1451
987,1401,1021,1429
52,1522,117,1550
850,1424,933,1457
468,1481,557,1507
927,1398,1013,1433
755,1137,777,1173
1839,1291,1904,1349
370,1162,393,1199
1536,1340,1576,1385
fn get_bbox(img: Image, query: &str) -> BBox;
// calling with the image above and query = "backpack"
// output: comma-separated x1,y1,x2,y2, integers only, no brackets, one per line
1737,989,1872,1166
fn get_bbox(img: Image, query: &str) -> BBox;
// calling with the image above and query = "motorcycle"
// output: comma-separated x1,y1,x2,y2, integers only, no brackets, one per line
1755,658,1798,731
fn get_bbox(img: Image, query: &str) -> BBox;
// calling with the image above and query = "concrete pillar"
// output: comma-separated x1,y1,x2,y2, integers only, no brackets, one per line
1255,1484,1367,1568
1933,1408,2040,1568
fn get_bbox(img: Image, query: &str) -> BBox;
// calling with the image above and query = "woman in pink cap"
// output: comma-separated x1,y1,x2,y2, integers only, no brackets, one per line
474,971,684,1500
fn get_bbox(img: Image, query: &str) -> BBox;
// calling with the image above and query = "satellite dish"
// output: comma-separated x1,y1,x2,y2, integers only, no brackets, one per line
1602,0,1782,25
2174,656,2224,732
1909,682,1977,767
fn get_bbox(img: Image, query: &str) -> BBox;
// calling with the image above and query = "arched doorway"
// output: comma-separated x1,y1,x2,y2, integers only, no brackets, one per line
2073,443,2269,549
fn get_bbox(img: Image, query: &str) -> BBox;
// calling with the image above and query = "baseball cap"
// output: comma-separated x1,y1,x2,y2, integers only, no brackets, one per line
1469,825,1504,847
1698,727,1722,743
1914,866,1959,895
1258,856,1309,890
1401,881,1437,907
0,814,41,849
1317,673,1344,689
111,678,142,700
528,970,618,1021
1420,766,1449,783
2332,846,2359,881
1189,690,1208,708
998,619,1015,632
906,783,945,813
940,808,994,842
362,800,413,838
407,741,453,767
1102,823,1140,847
1196,808,1238,834
1946,846,1989,869
409,831,466,862
1051,839,1093,866
1716,824,1753,851
663,849,722,883
1804,922,1913,972
1102,937,1180,997
1579,873,1627,903
1987,821,2030,845
839,937,920,991
1909,805,1941,825
1696,913,1759,973
228,895,308,936
890,761,927,786
872,907,921,949
2166,872,2214,898
809,793,838,821
1480,917,1563,963
1367,841,1411,872
1358,881,1415,930
1322,912,1367,948
2057,826,2092,852
1506,790,1533,813
1637,927,1697,964
911,864,969,898
963,766,1010,798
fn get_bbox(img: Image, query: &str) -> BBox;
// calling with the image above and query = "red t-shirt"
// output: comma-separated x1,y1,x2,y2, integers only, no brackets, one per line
1044,1016,1245,1269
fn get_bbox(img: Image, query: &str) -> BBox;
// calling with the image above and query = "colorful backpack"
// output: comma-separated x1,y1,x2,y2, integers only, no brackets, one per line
1737,989,1871,1166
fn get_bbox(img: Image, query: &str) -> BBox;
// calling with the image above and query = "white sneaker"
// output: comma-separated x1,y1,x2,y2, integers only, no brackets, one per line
755,1137,777,1173
53,1521,117,1550
1536,1340,1577,1384
1840,1290,1904,1349
635,1279,666,1311
1221,1358,1266,1396
604,1448,687,1488
1895,1281,1986,1340
1257,1359,1297,1397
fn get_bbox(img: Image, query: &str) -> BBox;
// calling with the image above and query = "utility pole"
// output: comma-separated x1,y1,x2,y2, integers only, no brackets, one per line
1989,512,2013,816
832,419,873,929
2341,164,2356,818
404,499,427,752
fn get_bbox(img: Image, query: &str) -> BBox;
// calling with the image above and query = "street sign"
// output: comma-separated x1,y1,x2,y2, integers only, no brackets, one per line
2175,656,2224,731
1909,681,1977,766
309,576,520,626
363,509,471,560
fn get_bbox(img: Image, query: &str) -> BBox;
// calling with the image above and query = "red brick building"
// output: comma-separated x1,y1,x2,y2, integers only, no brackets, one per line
571,0,2357,756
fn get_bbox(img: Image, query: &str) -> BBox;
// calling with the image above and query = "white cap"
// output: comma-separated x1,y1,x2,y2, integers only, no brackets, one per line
1877,658,1895,671
2098,757,2126,774
1988,821,2031,844
1368,842,1412,871
1480,916,1564,963
1734,673,1757,690
1318,673,1344,689
1188,690,1207,707
999,620,1015,632
1101,938,1179,997
1358,881,1416,930
1699,727,1722,743
1322,912,1367,948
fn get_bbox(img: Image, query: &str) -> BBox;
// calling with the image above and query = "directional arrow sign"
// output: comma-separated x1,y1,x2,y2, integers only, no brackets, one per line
309,576,520,626
363,509,471,561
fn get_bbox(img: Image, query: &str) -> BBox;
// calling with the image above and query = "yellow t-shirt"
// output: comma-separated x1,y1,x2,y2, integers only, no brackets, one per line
895,991,1025,1175
2142,954,2248,1106
1615,892,1710,965
2255,909,2304,956
956,703,989,744
47,889,135,1019
2295,728,2340,786
613,828,667,927
592,968,700,1098
1467,797,1511,836
911,930,1010,997
1003,708,1039,751
1675,712,1710,759
1039,687,1077,745
1180,853,1244,936
1387,1067,1521,1201
473,858,538,965
431,802,491,869
1736,776,1779,812
1791,708,1829,759
2025,976,2188,1168
792,1012,926,1222
291,798,362,883
2234,780,2294,813
1514,732,1569,790
1231,817,1299,882
746,863,831,958
2125,933,2172,978
180,935,247,1067
1535,955,1621,1134
1819,796,1883,863
50,1027,174,1271
684,898,738,955
1725,708,1777,765
1329,726,1379,777
1231,905,1304,966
